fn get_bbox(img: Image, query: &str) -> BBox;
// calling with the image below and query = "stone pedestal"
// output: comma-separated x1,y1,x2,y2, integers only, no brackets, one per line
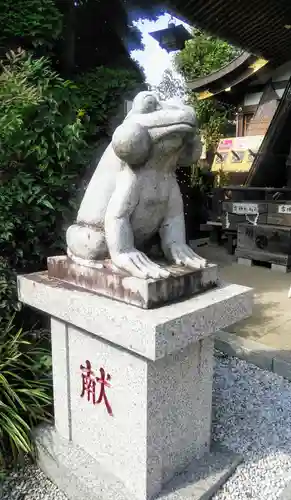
47,256,218,309
17,272,252,500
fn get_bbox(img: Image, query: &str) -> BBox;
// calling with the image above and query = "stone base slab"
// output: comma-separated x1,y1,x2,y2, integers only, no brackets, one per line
47,255,218,309
17,273,253,360
35,425,242,500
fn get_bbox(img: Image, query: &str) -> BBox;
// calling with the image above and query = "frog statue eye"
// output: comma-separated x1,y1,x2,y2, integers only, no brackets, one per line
132,92,159,114
140,95,158,113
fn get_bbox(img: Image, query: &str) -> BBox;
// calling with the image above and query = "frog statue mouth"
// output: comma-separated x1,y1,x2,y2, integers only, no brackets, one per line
147,122,196,142
110,91,201,167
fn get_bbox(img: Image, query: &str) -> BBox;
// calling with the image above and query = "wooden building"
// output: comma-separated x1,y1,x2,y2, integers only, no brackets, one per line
186,51,291,262
187,53,291,139
123,0,291,188
185,54,291,186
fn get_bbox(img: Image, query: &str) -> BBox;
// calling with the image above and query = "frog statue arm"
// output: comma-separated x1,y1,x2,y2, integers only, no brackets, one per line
103,164,171,280
159,172,206,269
66,91,207,279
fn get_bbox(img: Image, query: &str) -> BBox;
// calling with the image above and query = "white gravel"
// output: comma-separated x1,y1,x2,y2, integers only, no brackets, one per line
0,462,67,500
2,354,291,500
212,353,291,500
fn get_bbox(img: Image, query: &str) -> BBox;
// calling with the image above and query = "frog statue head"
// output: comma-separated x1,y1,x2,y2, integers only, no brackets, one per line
111,91,202,169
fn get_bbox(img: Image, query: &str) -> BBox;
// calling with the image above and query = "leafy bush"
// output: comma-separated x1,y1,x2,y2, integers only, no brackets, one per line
0,51,142,325
76,65,142,137
0,259,21,327
0,318,52,472
0,49,87,324
0,0,62,49
191,97,232,151
0,49,142,309
175,28,240,81
0,47,143,470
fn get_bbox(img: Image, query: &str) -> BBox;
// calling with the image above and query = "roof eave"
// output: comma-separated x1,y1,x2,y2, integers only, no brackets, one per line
187,51,252,90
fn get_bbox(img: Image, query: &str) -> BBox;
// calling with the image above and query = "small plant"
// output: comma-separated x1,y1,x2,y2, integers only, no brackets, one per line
0,317,52,473
214,167,231,187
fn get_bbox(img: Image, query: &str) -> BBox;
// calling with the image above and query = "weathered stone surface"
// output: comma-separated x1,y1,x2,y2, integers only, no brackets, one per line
49,320,214,499
47,255,218,309
17,273,253,360
159,442,242,500
35,426,242,500
17,272,252,500
66,91,207,279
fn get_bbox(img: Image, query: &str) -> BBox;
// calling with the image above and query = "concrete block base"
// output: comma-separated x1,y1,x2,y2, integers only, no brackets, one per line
237,257,253,267
215,330,274,372
35,425,242,500
215,330,291,383
271,263,290,273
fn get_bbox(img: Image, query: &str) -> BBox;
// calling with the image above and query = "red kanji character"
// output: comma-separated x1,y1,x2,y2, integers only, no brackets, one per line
97,367,113,416
80,360,96,404
80,361,113,416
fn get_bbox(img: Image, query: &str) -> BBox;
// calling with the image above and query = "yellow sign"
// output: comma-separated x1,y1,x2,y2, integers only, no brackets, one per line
217,136,264,153
212,135,264,175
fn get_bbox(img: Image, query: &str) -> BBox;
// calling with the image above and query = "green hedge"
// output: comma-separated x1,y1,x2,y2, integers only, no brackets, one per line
0,48,141,470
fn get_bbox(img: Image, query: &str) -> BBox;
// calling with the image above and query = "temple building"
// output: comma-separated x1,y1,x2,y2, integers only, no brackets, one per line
187,54,291,137
185,53,291,185
123,0,291,188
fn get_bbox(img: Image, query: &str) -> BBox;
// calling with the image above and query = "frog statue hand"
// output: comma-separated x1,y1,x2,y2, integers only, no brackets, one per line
66,91,207,279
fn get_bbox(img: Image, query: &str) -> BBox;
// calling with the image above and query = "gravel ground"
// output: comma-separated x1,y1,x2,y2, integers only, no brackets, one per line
212,354,291,500
1,354,291,500
0,463,67,500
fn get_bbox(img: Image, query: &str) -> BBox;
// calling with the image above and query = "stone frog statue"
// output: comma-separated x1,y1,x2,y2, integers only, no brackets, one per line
66,91,207,279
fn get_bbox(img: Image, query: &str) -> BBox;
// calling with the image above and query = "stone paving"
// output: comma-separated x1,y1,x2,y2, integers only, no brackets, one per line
195,242,291,374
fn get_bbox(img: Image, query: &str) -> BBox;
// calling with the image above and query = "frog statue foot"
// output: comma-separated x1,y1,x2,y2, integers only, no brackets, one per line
66,91,207,279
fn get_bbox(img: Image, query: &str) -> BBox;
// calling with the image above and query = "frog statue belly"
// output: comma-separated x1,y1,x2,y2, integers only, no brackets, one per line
66,91,207,279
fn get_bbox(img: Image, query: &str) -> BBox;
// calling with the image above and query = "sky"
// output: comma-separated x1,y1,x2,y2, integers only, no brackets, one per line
130,13,191,87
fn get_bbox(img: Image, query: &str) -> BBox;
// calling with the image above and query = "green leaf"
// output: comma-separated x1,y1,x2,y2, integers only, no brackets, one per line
41,199,54,210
